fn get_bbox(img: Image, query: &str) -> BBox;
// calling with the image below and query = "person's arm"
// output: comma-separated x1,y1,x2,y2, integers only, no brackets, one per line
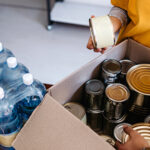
87,6,128,53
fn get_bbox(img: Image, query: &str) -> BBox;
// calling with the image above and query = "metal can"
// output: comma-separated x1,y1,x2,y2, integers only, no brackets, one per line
114,123,131,142
64,102,87,124
99,134,115,147
145,115,150,123
87,109,103,133
104,83,130,120
101,59,122,85
119,59,136,84
122,123,150,146
103,114,127,137
127,64,150,121
85,79,105,110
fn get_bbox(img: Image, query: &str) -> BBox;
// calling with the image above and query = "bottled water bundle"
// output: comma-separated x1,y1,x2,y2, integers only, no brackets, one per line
0,43,46,149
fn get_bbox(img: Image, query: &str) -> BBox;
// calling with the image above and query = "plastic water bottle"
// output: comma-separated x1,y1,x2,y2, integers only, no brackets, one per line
2,57,29,90
0,88,22,150
17,73,46,122
0,43,14,80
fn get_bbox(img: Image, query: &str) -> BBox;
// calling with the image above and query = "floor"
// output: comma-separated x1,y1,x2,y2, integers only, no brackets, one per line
0,0,108,84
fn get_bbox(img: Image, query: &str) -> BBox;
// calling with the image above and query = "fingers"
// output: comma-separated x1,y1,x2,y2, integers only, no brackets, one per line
87,37,94,50
115,141,125,150
123,126,135,138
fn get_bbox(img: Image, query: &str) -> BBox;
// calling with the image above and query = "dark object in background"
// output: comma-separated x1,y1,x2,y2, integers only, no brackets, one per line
101,59,122,85
103,114,127,137
87,109,103,133
85,79,105,111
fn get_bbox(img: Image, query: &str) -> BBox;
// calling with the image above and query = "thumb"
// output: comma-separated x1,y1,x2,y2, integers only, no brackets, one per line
123,126,135,138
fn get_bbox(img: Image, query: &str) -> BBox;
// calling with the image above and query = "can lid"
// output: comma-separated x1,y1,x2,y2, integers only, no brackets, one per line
127,64,150,95
85,79,104,95
120,59,136,75
145,115,150,123
64,102,86,120
102,59,122,75
105,83,130,102
100,134,115,147
114,123,131,142
122,123,150,146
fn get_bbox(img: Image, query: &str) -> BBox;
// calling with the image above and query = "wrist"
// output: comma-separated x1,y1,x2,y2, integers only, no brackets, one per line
109,16,122,33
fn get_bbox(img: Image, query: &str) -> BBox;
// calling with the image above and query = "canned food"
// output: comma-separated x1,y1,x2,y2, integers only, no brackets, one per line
100,134,115,147
101,59,122,85
114,123,131,142
89,16,115,49
87,109,103,133
64,102,87,124
85,79,105,110
119,59,136,84
104,83,130,120
103,114,127,137
127,64,150,121
145,115,150,123
122,123,150,146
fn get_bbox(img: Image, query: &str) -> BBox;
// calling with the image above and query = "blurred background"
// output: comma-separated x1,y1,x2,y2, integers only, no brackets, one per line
0,0,112,85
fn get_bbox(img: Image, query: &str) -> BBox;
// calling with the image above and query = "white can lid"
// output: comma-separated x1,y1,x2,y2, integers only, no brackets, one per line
7,57,17,68
0,87,5,99
0,42,3,52
23,73,34,85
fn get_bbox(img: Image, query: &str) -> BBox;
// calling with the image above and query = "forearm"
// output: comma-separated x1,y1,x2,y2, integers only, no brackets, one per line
108,6,128,32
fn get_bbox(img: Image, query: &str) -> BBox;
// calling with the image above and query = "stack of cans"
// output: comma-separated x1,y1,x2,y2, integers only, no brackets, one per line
85,79,105,133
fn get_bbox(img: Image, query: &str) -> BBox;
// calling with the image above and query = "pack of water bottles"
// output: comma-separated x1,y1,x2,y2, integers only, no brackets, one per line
0,43,46,150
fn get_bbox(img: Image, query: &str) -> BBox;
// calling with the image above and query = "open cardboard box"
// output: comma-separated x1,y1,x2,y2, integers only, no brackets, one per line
12,39,150,150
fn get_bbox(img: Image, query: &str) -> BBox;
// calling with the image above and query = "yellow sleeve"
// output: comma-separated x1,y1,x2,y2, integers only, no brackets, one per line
111,0,129,11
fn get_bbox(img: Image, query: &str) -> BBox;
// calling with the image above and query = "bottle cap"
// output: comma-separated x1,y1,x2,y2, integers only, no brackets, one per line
0,43,3,52
0,87,5,99
7,57,17,68
23,73,34,85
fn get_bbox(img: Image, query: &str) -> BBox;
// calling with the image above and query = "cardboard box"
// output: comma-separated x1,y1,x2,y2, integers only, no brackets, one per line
12,39,150,150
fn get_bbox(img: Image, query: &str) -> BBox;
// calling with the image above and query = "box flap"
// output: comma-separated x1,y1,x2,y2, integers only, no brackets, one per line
13,94,114,150
127,39,150,63
49,40,128,104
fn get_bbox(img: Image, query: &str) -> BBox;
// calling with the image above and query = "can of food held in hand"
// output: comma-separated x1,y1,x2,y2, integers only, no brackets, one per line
64,102,87,124
87,109,103,133
104,83,130,120
85,79,105,111
101,59,122,85
114,123,131,143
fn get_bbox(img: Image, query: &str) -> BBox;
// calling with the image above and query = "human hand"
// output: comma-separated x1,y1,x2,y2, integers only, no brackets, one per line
115,126,149,150
87,16,121,54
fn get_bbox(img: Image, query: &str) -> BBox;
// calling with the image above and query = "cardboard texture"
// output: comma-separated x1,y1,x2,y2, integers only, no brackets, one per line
13,39,150,150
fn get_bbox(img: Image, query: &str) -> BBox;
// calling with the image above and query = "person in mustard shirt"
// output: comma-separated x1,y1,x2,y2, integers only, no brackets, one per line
87,0,150,150
87,0,150,53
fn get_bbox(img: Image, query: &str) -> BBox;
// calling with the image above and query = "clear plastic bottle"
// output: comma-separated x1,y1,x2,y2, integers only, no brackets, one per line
0,43,14,80
0,88,22,150
2,57,29,90
17,73,46,122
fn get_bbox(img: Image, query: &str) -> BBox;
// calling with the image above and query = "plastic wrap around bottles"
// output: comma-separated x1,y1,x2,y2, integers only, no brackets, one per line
0,43,14,80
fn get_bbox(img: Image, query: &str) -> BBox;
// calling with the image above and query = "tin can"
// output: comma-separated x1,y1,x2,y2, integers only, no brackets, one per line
145,115,150,123
119,59,136,84
122,123,150,146
85,79,105,110
104,83,130,120
101,59,122,85
127,64,150,121
99,134,115,147
64,102,87,124
103,114,127,137
87,109,103,133
114,123,131,142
